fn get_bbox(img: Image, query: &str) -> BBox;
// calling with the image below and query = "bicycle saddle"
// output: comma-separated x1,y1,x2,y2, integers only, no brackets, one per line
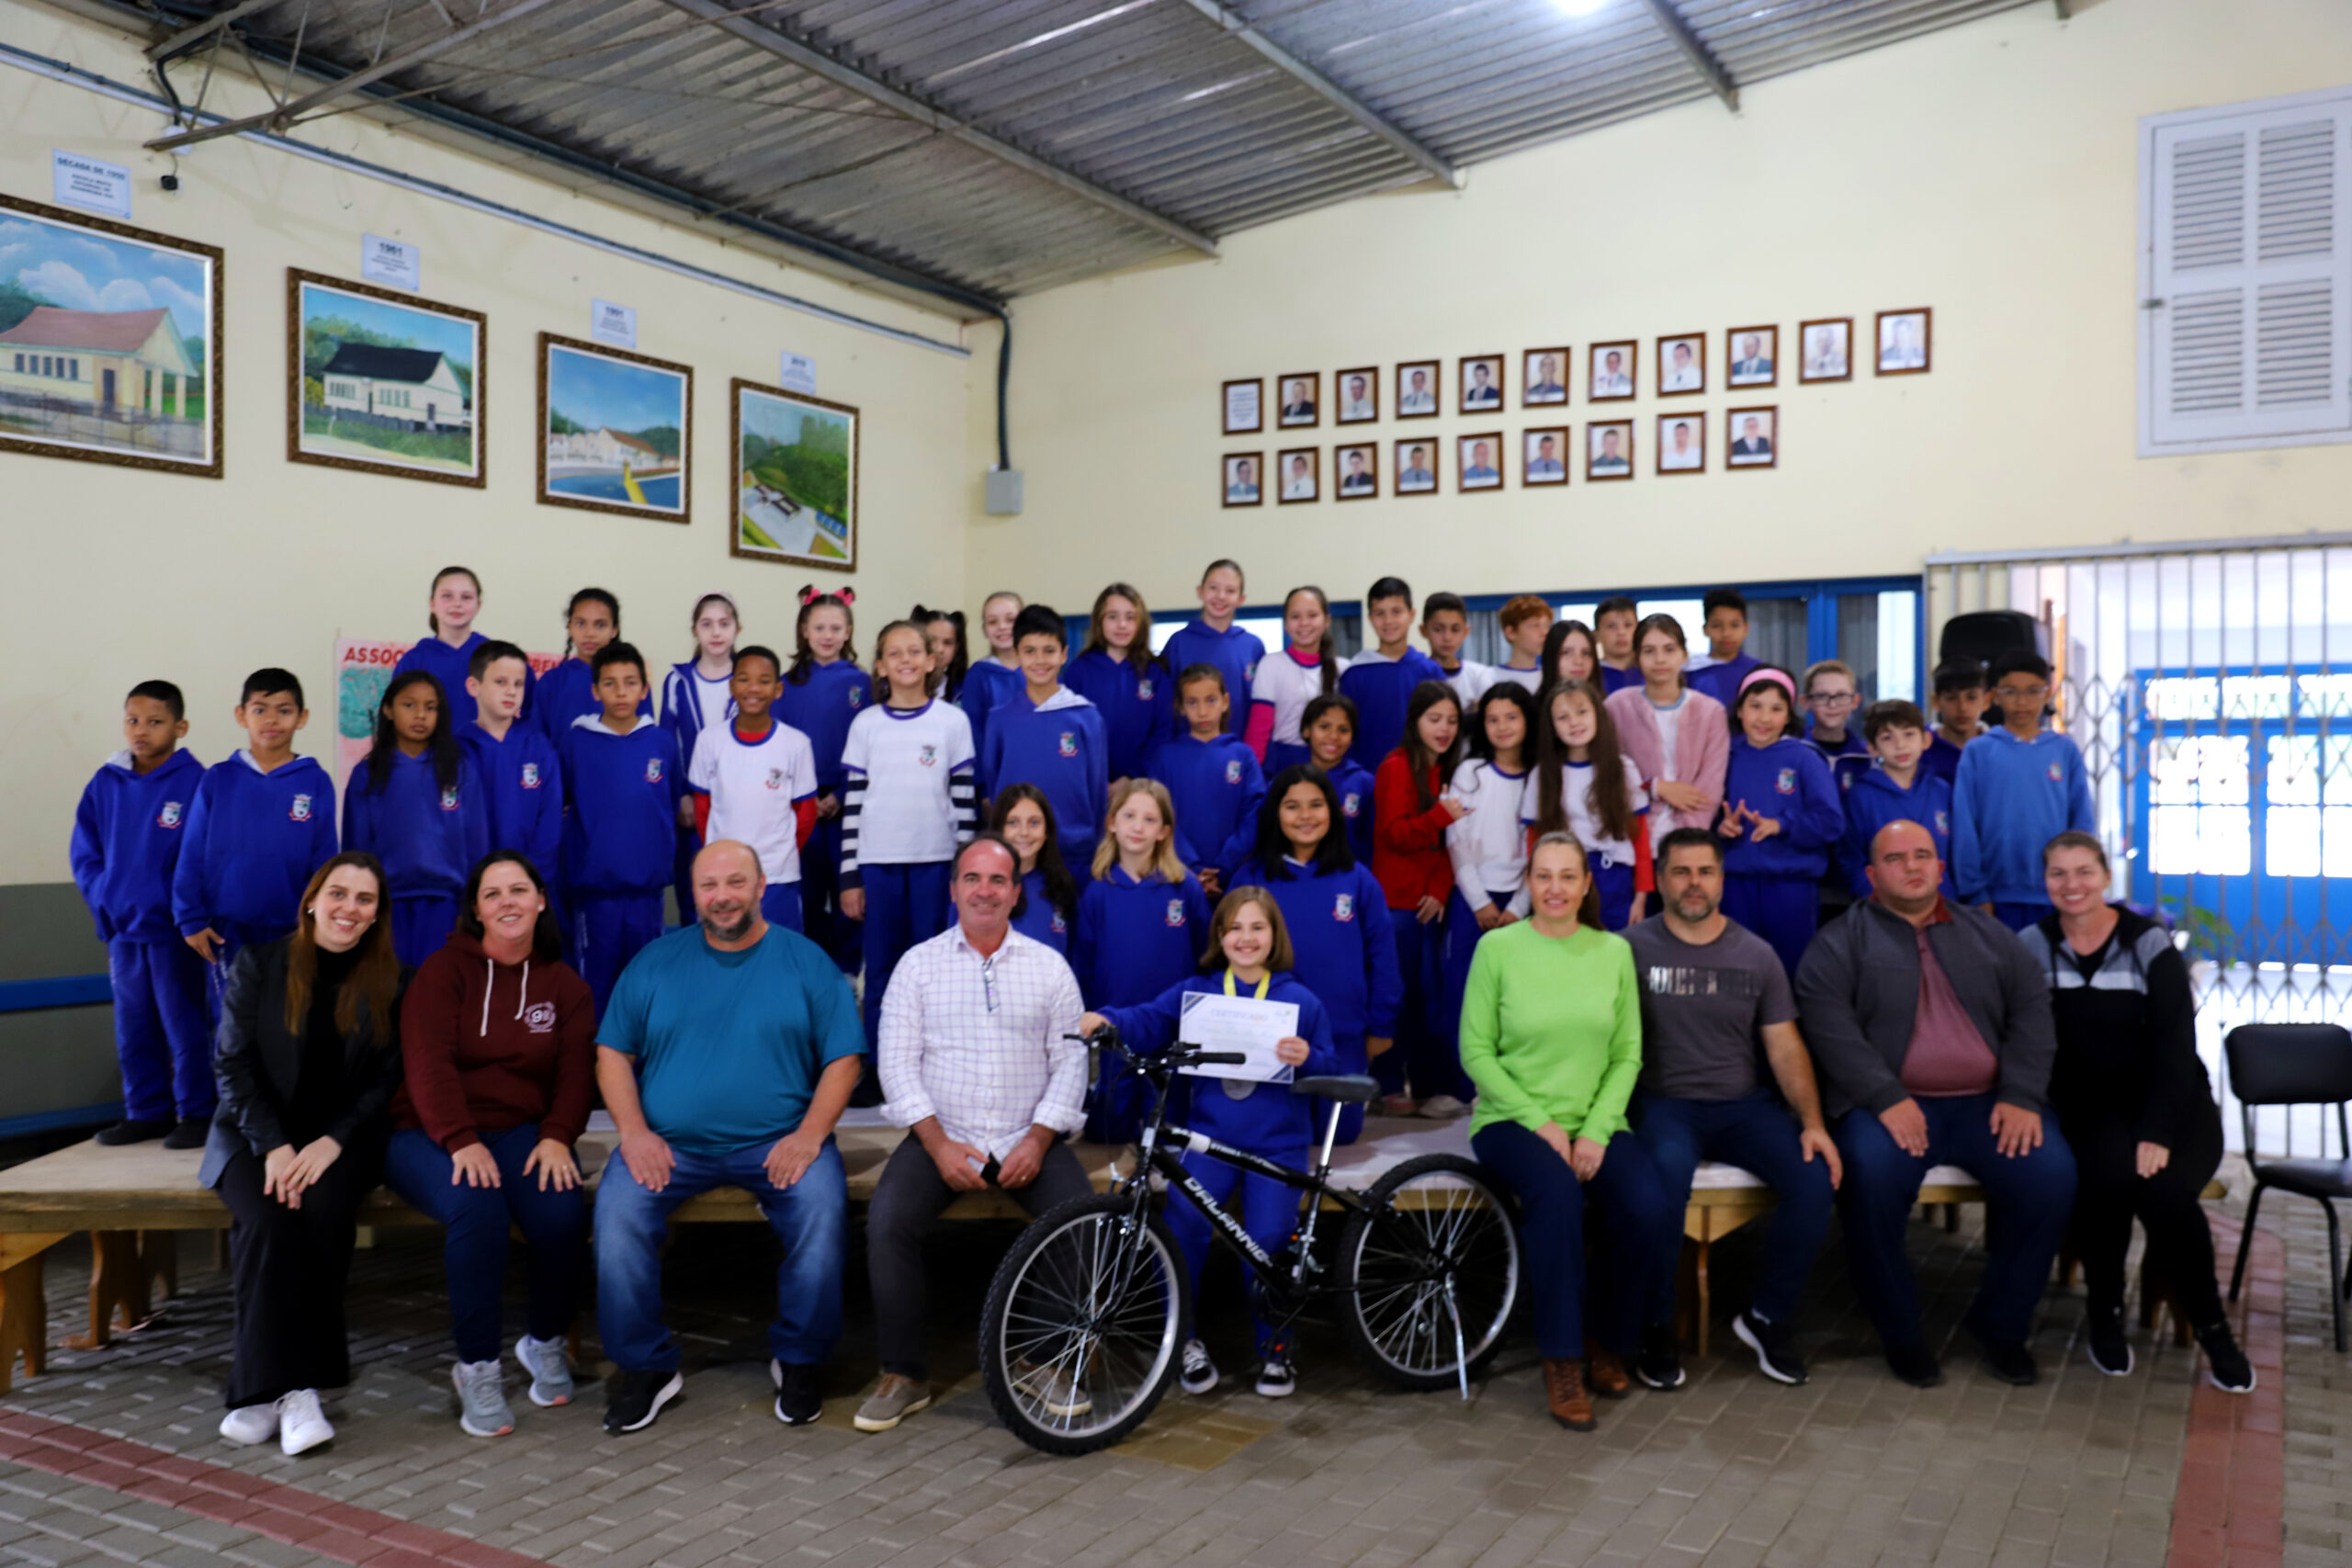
1292,1074,1382,1103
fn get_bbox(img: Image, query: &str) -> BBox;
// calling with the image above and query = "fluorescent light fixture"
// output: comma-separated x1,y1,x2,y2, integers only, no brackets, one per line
1555,0,1611,16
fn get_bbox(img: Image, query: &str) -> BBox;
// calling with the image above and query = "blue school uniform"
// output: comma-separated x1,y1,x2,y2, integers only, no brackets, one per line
1229,857,1401,1145
958,658,1026,770
1923,731,1969,789
1097,970,1341,1351
535,656,650,743
461,721,563,881
1339,650,1447,772
1718,737,1844,979
1149,732,1265,880
1324,757,1378,869
1161,621,1265,740
1012,868,1073,955
775,659,871,972
171,751,339,1018
1063,649,1176,783
559,716,682,1010
1598,664,1641,696
1072,867,1213,1142
1838,762,1954,899
1804,717,1869,765
1951,728,2097,924
1687,653,1760,707
72,749,212,1122
392,632,538,732
343,750,491,966
661,659,735,926
979,688,1109,872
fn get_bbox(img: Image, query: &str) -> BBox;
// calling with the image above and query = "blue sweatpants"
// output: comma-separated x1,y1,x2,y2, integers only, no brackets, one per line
1991,900,2052,931
798,814,861,974
669,825,701,930
198,920,290,1034
856,862,953,1043
1721,873,1817,981
1378,909,1465,1101
572,892,666,1016
1593,856,1636,932
1165,1147,1305,1354
1633,1090,1834,1328
1469,1122,1678,1359
108,939,213,1122
390,894,461,969
1442,888,1513,1089
760,881,805,933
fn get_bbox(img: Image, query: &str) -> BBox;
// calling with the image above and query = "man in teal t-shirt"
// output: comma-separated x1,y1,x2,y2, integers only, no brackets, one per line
594,840,865,1437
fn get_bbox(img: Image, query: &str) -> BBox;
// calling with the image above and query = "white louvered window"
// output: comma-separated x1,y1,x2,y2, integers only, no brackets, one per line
2139,87,2352,456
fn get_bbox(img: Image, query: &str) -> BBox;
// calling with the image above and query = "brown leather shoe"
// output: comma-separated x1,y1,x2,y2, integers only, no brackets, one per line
1544,1358,1596,1430
1585,1341,1631,1399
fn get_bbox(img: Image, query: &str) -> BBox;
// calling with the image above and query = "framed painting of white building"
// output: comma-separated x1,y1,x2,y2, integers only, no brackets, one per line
0,194,221,478
730,378,858,570
288,268,483,486
537,333,692,523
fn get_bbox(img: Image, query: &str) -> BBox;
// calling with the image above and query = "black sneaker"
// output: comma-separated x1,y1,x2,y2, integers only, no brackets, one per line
1731,1308,1807,1385
1179,1337,1219,1395
94,1119,171,1146
2197,1323,2256,1393
1634,1324,1684,1391
2085,1304,2133,1377
603,1368,682,1434
1884,1342,1944,1388
1978,1337,2039,1386
1251,1354,1295,1399
162,1118,209,1151
772,1358,822,1425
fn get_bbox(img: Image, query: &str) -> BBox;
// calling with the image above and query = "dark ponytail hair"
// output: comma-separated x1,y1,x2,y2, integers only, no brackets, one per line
1469,682,1539,766
989,784,1077,925
1252,764,1352,878
367,671,463,795
1283,586,1340,697
1396,681,1464,810
786,587,857,686
561,587,620,659
912,604,968,698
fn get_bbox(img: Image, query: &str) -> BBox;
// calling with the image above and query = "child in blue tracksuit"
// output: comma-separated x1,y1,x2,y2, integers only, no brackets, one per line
774,591,868,971
172,669,338,1024
344,671,491,966
1063,584,1175,784
71,681,211,1145
1072,782,1213,1143
979,605,1109,874
959,591,1028,768
390,565,537,731
1338,577,1446,771
1160,560,1263,741
460,641,563,884
1231,764,1402,1146
1839,699,1955,898
661,592,742,927
1150,665,1265,893
989,785,1079,955
1953,651,2097,930
534,589,647,742
1716,671,1845,980
1302,694,1378,868
1081,886,1341,1398
559,643,682,1011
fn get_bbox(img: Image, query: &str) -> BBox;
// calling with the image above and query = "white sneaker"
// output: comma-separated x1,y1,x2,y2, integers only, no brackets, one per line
515,1335,574,1408
277,1389,334,1456
1179,1337,1219,1395
1417,1095,1469,1119
218,1404,277,1447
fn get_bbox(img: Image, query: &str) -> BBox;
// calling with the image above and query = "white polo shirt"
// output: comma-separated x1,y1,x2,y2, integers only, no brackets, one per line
688,718,818,884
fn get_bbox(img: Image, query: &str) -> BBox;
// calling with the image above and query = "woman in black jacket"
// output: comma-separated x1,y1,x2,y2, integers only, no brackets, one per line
200,851,409,1454
2023,831,2252,1393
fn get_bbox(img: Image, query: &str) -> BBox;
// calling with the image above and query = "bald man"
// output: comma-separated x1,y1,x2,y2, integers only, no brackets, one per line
1795,821,2074,1392
593,840,866,1436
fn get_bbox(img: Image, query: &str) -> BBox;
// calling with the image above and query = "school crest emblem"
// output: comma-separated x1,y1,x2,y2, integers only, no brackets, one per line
644,758,664,784
847,686,865,709
1137,679,1155,701
157,801,184,829
438,786,461,811
523,1001,556,1034
1225,759,1243,784
521,763,541,789
1776,767,1797,795
919,744,938,767
1057,732,1078,758
1334,893,1355,922
1342,792,1363,818
289,794,314,822
764,768,785,790
1245,660,1261,682
1049,910,1068,935
1166,898,1187,927
1935,809,1950,835
2047,760,2064,782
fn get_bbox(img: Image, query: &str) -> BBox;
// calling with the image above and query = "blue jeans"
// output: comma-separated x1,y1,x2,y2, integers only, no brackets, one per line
1469,1122,1676,1359
593,1138,846,1372
1380,909,1465,1101
1834,1091,2077,1349
1633,1091,1834,1327
1166,1149,1306,1353
572,892,666,1015
383,1123,589,1363
108,939,213,1122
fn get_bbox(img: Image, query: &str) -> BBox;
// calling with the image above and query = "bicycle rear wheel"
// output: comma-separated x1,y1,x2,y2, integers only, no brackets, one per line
979,1192,1188,1455
1337,1154,1520,1391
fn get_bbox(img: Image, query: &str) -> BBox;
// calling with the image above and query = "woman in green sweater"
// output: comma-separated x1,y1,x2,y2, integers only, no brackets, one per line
1462,831,1674,1431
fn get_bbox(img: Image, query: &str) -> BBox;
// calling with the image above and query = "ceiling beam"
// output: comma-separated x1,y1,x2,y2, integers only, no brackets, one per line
1637,0,1737,113
653,0,1218,255
144,0,277,60
1177,0,1459,188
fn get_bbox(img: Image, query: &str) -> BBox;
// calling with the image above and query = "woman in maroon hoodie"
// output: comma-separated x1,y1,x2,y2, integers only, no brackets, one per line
386,852,595,1438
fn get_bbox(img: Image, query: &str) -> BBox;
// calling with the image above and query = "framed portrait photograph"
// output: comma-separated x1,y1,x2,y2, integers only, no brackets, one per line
1725,325,1778,389
1876,308,1932,376
1588,341,1636,401
1457,433,1504,492
729,378,858,570
1396,359,1440,419
1457,354,1505,413
1522,347,1570,407
1222,451,1264,508
0,194,222,478
290,268,481,487
1523,425,1569,487
1657,333,1706,396
1587,420,1634,481
1394,437,1439,496
1222,377,1262,434
1727,405,1778,469
1276,446,1320,504
1334,367,1378,424
1276,370,1320,428
538,333,690,522
1334,441,1378,501
1799,317,1852,383
1657,412,1707,475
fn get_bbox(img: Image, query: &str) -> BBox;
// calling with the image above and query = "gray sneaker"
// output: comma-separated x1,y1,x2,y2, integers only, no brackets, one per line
515,1335,574,1407
1012,1361,1093,1419
453,1359,515,1437
853,1373,933,1433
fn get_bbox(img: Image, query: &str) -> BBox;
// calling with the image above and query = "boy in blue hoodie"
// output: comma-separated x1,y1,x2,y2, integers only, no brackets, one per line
1838,700,1953,898
558,642,682,1012
978,605,1108,873
1149,665,1266,893
461,641,563,883
1952,651,2095,930
72,682,212,1147
172,669,338,1026
1338,577,1446,771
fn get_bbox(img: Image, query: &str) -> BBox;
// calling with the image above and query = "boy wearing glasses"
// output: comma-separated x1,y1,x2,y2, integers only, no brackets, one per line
1800,661,1869,763
1951,651,2095,931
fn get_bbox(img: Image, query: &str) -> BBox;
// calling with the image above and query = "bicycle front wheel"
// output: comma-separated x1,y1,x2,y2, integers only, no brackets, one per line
1337,1153,1521,1391
979,1192,1188,1455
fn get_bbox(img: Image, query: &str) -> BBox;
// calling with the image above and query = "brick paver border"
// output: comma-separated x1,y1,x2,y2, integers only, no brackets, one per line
2166,1215,2286,1568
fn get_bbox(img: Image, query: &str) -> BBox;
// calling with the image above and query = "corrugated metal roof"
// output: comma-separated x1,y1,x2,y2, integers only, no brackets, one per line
153,0,2041,300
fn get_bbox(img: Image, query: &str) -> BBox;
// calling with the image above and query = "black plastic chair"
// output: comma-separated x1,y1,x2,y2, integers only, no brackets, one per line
2224,1022,2352,1351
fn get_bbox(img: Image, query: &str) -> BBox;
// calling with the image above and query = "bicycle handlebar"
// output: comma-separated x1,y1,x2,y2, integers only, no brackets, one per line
1063,1030,1246,1070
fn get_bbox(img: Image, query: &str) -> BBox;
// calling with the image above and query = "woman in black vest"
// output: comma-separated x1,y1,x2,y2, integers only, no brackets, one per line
200,851,409,1454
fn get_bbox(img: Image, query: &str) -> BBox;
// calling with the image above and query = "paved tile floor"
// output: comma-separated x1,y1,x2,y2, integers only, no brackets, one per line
0,1153,2342,1568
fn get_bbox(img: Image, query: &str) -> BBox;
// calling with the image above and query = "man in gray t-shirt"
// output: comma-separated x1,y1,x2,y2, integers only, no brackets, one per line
1623,829,1843,1389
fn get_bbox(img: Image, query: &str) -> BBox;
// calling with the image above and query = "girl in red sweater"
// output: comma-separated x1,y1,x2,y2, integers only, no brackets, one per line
1372,681,1467,1116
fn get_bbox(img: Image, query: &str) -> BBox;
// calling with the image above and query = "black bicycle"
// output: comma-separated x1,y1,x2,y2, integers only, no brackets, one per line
978,1025,1521,1455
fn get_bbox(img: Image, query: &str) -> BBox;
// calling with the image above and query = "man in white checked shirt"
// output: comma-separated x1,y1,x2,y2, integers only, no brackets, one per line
858,834,1092,1433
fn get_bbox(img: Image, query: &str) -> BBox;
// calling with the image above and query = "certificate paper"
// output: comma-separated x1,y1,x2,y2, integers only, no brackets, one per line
1178,992,1300,1083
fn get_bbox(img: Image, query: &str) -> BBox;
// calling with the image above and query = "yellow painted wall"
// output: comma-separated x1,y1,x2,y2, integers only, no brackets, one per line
967,0,2352,620
0,4,981,886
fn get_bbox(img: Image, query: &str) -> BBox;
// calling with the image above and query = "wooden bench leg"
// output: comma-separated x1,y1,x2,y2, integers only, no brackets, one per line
0,1247,57,1394
1693,1236,1713,1358
66,1231,149,1350
141,1232,177,1303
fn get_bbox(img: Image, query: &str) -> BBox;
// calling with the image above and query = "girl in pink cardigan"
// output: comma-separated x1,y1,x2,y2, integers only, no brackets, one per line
1603,614,1728,854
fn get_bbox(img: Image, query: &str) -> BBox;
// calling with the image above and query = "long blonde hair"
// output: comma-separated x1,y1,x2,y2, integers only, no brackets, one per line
1091,778,1190,885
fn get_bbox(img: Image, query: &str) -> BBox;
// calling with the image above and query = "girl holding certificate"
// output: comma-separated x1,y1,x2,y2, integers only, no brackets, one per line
1080,887,1340,1404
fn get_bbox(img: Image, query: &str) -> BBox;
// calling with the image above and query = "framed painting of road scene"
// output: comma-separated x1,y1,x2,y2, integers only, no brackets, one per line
538,333,690,521
729,378,858,570
289,268,483,486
